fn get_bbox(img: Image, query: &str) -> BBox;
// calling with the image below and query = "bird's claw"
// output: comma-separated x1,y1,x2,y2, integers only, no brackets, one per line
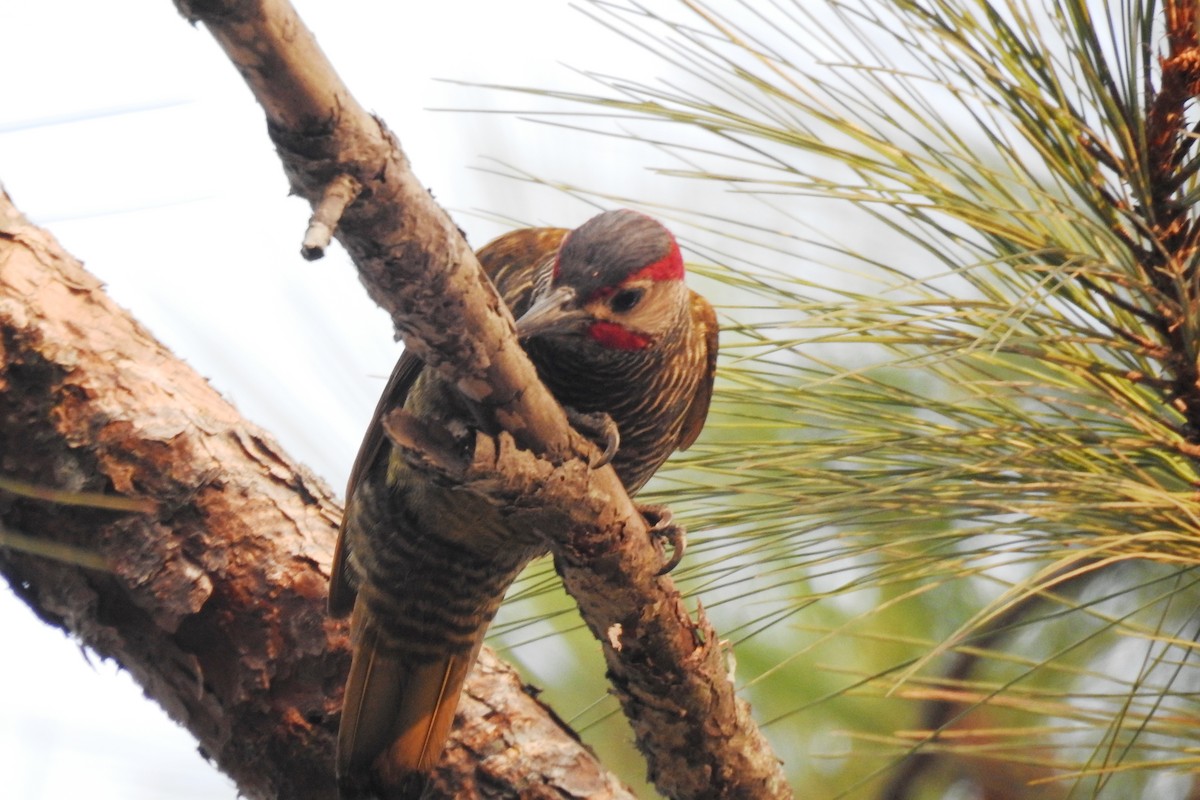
640,504,687,575
564,407,620,469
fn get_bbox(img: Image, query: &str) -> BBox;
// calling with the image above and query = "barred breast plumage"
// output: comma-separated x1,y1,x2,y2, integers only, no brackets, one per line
328,209,718,798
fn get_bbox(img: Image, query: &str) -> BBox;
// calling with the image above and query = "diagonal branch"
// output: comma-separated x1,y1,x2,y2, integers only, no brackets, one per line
171,0,791,796
0,189,632,800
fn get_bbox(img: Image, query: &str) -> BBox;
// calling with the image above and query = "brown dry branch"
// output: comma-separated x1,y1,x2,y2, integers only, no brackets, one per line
0,190,632,799
1136,0,1200,445
169,0,791,798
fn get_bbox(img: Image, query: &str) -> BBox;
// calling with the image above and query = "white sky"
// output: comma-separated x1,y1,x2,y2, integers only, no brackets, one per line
0,1,679,796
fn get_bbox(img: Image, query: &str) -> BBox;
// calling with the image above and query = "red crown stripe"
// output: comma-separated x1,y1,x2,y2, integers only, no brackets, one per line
628,245,684,283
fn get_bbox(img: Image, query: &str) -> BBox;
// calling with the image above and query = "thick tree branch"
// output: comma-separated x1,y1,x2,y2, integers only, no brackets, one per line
169,1,791,796
0,189,631,799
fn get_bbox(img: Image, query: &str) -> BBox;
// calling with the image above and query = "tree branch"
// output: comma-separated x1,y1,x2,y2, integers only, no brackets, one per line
66,0,786,794
170,0,791,796
0,189,631,799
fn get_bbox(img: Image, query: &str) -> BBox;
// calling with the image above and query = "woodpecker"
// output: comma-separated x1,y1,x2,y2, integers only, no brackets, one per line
328,209,718,797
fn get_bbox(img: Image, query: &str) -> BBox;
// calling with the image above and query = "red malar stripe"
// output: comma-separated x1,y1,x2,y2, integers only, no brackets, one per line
588,321,652,351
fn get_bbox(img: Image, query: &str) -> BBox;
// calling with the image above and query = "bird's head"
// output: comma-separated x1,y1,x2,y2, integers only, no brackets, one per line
515,209,689,352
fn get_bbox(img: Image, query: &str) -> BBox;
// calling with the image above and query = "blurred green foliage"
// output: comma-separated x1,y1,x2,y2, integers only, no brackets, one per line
486,1,1200,797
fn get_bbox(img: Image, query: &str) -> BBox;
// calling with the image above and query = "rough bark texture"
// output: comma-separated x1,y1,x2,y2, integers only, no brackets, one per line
168,0,793,797
0,0,796,796
0,191,632,800
390,420,793,800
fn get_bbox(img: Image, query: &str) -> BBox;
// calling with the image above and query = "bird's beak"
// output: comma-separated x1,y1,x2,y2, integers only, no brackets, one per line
515,285,589,339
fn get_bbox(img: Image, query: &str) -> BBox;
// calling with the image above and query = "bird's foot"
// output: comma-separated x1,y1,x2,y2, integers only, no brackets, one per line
639,504,686,575
564,407,620,468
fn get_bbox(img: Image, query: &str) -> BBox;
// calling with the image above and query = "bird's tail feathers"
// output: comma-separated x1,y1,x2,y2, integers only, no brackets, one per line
337,599,483,795
375,647,476,787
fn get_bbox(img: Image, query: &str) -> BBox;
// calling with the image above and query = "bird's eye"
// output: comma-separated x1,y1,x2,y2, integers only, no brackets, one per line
609,288,644,313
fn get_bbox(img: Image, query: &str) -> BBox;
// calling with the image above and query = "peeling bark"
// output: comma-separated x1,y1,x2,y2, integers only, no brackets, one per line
0,191,631,799
3,0,794,794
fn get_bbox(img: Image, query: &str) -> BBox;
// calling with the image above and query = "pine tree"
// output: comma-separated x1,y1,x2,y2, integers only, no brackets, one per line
490,2,1200,796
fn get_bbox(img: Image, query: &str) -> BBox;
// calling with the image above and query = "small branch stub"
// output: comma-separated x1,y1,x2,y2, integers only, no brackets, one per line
301,173,361,260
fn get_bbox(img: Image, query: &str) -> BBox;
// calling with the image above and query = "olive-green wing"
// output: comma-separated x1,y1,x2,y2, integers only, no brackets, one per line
327,226,570,616
480,226,569,316
677,290,719,451
328,350,424,616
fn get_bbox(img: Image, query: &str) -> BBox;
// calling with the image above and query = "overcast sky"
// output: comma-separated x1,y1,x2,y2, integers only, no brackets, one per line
0,1,682,796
